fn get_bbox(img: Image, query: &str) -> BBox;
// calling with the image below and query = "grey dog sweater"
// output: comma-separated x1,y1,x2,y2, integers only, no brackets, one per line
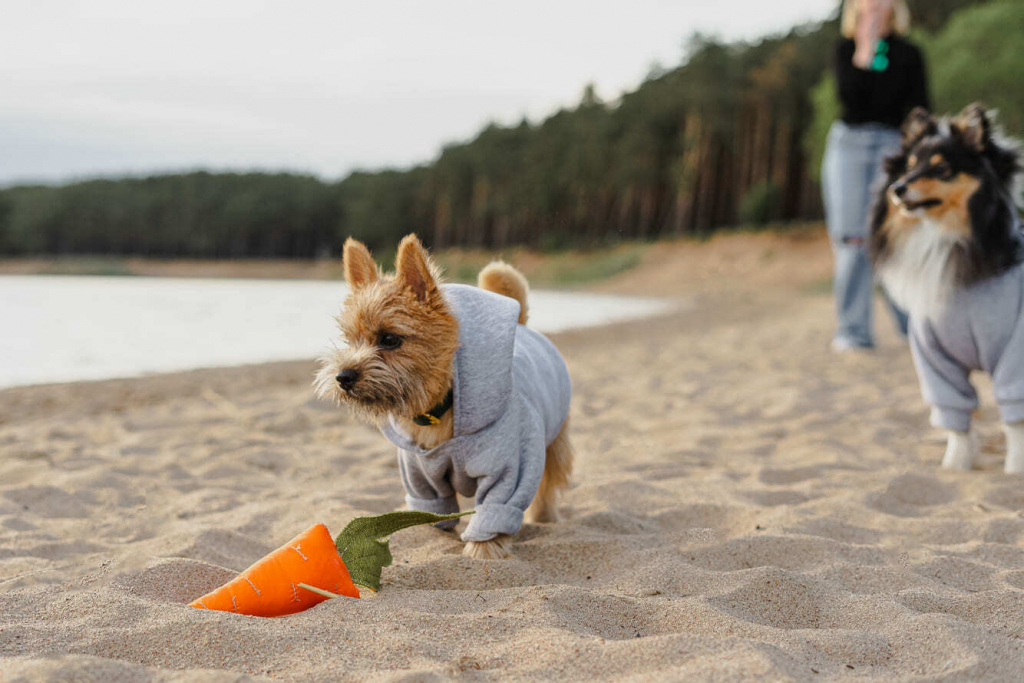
380,284,571,542
910,260,1024,432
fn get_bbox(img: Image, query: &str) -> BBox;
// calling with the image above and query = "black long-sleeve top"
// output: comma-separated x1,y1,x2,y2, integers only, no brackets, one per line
834,35,930,129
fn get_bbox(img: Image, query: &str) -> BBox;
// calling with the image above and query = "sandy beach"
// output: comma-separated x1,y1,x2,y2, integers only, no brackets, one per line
3,229,1024,681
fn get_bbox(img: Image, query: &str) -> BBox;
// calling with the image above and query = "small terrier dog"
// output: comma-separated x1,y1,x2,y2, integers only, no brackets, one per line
871,103,1024,472
316,234,573,558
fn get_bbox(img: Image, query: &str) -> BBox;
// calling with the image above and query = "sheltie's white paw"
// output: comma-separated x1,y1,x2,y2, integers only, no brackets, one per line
1005,423,1024,474
942,430,978,471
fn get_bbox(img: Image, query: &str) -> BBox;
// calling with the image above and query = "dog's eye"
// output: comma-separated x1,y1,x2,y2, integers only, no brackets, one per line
933,162,952,177
377,333,403,350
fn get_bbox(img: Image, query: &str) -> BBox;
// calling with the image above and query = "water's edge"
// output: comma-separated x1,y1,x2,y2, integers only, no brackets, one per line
0,276,676,390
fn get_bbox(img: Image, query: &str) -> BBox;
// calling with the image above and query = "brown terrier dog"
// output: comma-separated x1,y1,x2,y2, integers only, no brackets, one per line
315,234,573,559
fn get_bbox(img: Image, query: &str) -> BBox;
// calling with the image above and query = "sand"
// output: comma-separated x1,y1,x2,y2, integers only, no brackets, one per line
3,229,1024,682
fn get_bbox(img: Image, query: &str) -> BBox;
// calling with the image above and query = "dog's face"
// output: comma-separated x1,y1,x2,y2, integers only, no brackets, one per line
883,104,1022,243
315,234,459,424
886,106,995,240
890,147,979,234
872,103,1023,300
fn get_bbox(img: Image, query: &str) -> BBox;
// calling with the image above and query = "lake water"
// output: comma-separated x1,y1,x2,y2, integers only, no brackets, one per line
0,276,674,389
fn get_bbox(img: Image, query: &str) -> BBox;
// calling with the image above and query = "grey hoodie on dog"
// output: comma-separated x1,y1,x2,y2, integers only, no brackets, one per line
910,259,1024,433
380,284,571,542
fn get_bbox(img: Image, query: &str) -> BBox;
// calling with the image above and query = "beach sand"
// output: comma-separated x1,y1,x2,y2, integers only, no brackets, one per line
3,229,1024,681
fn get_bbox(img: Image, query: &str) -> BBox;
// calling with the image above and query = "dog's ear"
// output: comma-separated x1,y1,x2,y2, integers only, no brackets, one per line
951,102,991,153
343,238,378,290
395,234,438,303
901,107,937,150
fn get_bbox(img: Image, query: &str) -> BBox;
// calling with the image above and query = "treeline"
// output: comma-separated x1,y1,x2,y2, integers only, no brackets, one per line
0,0,1008,258
0,174,339,258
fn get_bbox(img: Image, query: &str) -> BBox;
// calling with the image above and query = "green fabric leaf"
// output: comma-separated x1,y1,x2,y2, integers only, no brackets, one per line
334,510,474,592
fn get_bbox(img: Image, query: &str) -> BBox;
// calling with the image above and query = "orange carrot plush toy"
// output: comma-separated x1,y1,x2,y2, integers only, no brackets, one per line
190,510,471,617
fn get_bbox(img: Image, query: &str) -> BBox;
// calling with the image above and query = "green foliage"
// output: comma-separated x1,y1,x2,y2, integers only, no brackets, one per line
0,173,339,258
804,73,838,183
922,0,1024,135
333,510,473,591
337,167,429,252
0,194,11,253
545,247,646,287
738,181,782,225
906,0,992,33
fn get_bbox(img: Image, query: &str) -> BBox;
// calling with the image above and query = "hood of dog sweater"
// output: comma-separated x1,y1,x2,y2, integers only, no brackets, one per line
381,283,520,451
379,282,571,542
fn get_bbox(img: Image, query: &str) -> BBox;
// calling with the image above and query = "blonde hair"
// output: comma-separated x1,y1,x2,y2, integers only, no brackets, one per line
841,0,911,38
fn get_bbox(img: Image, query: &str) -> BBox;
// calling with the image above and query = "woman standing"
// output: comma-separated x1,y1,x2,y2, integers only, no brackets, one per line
823,0,929,351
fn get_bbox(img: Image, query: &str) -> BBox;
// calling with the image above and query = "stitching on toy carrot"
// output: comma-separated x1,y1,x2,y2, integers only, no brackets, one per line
292,545,308,561
244,578,261,596
298,583,342,600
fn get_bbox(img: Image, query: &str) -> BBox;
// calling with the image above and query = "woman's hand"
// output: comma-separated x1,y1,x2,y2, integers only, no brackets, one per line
853,0,889,69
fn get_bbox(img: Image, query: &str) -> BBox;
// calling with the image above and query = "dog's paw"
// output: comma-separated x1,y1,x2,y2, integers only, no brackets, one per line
942,430,978,471
463,534,512,560
524,505,559,524
1005,422,1024,474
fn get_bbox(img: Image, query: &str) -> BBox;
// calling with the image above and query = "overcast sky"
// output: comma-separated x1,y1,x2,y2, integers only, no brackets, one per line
0,1,837,186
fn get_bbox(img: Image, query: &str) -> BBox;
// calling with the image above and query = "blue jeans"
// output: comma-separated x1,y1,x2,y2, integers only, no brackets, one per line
822,120,909,348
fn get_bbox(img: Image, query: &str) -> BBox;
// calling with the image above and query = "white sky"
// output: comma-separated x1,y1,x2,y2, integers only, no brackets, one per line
0,1,837,186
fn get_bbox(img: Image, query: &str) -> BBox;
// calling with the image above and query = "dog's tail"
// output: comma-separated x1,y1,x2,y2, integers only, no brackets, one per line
478,261,529,325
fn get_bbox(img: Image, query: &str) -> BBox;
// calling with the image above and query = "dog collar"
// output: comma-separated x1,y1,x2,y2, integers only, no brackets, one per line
413,389,454,426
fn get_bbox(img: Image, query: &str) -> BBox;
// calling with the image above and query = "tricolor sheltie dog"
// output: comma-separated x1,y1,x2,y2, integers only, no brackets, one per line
871,103,1024,472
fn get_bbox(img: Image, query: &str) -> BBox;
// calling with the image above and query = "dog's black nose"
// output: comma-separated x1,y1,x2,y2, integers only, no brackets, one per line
893,182,907,197
336,369,360,390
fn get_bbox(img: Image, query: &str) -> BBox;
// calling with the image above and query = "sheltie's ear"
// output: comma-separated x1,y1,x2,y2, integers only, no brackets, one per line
951,103,991,153
901,107,937,150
